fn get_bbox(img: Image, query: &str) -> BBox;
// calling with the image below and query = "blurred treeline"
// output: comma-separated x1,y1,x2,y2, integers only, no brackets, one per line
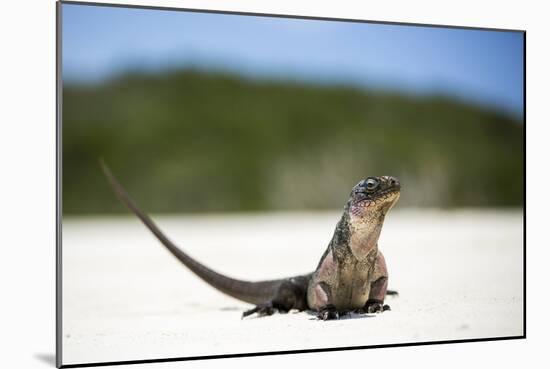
63,70,523,214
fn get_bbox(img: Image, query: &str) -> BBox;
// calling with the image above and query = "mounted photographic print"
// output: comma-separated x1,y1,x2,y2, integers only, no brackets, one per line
57,1,525,367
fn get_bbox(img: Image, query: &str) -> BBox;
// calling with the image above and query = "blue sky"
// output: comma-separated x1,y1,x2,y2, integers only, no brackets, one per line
62,3,524,117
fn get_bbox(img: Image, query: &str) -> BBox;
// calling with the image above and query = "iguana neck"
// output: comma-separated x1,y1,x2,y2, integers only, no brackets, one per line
331,205,385,261
349,212,385,260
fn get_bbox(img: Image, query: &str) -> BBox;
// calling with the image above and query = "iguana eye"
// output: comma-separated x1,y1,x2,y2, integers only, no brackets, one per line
365,178,379,191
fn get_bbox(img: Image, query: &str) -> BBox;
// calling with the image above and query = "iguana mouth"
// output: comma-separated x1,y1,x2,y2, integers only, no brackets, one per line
376,188,401,199
355,189,400,207
368,187,400,198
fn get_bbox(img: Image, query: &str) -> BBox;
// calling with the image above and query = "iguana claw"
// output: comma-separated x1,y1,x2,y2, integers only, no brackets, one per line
317,304,340,320
356,300,391,314
242,302,276,319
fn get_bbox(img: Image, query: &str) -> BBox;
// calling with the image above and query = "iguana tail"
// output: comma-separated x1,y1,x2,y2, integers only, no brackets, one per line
100,160,282,305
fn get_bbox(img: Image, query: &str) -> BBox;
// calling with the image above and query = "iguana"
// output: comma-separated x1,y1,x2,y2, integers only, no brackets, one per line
100,161,400,320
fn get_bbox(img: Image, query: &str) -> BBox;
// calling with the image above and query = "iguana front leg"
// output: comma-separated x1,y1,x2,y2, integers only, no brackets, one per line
307,249,342,320
309,282,340,320
362,276,391,313
359,251,391,314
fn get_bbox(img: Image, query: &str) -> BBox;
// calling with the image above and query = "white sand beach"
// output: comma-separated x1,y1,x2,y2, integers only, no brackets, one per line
61,209,523,366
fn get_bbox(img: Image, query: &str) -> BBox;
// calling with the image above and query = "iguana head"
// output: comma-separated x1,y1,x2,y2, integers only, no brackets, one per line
329,176,400,259
348,176,401,220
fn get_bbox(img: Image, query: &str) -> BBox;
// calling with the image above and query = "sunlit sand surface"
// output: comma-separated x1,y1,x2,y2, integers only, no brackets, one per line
61,209,523,365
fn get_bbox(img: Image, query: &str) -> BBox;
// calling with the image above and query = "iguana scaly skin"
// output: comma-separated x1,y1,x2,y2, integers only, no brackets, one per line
101,161,400,320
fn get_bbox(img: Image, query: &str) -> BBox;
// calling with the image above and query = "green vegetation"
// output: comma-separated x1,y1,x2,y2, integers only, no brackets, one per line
63,70,523,214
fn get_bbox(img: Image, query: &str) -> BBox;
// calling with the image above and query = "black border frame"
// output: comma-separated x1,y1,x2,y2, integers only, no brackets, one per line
56,1,527,367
